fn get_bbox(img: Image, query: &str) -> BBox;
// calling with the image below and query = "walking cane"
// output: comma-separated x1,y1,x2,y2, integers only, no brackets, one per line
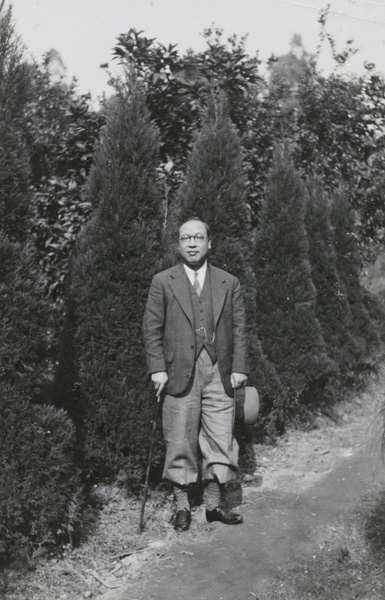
138,389,161,534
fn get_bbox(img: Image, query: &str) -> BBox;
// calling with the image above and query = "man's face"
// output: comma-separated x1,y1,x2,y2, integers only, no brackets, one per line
179,220,211,269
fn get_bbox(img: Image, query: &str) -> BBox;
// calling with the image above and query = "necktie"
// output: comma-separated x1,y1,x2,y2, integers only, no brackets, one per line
194,271,201,296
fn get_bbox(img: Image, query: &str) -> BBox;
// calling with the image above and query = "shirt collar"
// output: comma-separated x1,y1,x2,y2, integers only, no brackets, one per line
183,261,207,280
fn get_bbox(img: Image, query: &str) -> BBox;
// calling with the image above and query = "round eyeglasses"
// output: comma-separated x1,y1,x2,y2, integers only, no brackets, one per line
179,235,208,245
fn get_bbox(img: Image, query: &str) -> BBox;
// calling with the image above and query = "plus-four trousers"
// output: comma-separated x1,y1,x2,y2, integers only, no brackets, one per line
162,348,239,486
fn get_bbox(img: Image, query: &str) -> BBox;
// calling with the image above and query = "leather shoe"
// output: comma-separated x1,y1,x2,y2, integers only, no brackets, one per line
174,509,191,531
206,507,243,525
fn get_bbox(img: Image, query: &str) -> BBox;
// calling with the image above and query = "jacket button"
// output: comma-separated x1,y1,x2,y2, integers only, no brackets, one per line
191,345,194,349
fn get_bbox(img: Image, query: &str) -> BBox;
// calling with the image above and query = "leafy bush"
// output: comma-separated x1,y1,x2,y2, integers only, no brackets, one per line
27,69,103,300
113,28,260,169
0,231,81,565
0,389,81,565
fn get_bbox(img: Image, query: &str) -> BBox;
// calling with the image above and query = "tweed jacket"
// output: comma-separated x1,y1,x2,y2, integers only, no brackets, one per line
142,262,249,397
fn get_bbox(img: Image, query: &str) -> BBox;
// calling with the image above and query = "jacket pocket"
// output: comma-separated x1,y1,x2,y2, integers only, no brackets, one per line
165,351,174,363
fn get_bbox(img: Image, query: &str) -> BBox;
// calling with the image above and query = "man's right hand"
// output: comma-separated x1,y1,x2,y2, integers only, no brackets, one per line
151,371,168,397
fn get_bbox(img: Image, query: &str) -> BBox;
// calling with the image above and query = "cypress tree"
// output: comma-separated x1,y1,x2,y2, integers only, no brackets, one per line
178,93,285,438
66,78,163,480
305,177,362,386
331,187,380,366
0,5,31,241
253,146,337,420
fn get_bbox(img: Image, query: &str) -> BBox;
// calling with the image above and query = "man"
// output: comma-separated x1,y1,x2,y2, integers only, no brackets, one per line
143,217,249,531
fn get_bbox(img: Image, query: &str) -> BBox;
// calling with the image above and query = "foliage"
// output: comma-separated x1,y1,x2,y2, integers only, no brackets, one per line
304,176,363,385
0,231,81,564
0,4,31,125
113,23,385,244
293,64,385,241
0,4,32,241
331,187,381,362
0,233,52,398
113,27,260,167
0,5,102,297
246,64,385,238
0,389,81,565
66,78,164,481
253,146,338,419
26,67,103,299
0,121,31,241
112,26,261,234
240,14,385,242
178,93,286,436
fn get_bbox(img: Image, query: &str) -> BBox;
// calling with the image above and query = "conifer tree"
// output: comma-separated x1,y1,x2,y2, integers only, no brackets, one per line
305,177,362,385
178,93,285,436
66,78,163,479
253,146,337,419
331,187,380,364
0,5,31,241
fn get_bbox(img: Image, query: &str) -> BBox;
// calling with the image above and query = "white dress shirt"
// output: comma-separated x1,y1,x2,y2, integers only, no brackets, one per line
183,261,207,290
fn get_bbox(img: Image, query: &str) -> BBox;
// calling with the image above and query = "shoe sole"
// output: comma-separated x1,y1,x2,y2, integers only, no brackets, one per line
174,525,190,531
206,516,243,524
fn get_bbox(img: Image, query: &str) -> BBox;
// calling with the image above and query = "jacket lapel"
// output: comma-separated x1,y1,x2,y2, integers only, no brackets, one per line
168,264,194,325
209,265,228,326
168,263,229,328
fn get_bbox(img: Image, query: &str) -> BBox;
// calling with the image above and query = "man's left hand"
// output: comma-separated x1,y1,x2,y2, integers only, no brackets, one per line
231,372,248,388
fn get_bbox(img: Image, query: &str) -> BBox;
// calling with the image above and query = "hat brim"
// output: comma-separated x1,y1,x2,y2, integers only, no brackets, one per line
235,386,259,425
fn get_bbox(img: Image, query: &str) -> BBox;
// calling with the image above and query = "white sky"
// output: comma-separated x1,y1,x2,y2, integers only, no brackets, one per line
8,0,385,100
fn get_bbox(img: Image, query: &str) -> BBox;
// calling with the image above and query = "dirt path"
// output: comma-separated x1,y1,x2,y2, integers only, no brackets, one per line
98,375,385,600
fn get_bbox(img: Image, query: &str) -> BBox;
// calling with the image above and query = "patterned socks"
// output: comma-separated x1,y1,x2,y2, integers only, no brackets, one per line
174,480,222,511
204,479,222,511
173,485,190,512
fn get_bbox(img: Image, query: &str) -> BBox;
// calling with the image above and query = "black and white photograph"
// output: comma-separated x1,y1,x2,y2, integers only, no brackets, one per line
1,1,385,598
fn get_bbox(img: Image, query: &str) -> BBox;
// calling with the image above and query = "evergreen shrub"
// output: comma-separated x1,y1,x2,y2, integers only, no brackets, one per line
253,146,338,422
0,388,81,565
0,6,32,242
66,79,163,482
0,123,31,241
0,233,81,564
331,188,381,373
178,94,286,440
305,177,363,386
0,233,50,400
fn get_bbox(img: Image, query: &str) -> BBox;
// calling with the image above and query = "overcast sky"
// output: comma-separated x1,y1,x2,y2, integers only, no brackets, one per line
9,0,385,100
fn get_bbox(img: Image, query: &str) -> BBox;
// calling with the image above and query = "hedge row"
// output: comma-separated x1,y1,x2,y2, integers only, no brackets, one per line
62,89,384,488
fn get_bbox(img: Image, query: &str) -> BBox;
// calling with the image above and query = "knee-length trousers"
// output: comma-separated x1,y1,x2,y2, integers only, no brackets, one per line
162,348,239,486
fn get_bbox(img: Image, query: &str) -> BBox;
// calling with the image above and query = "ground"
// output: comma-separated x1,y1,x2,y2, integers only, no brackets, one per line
2,370,385,600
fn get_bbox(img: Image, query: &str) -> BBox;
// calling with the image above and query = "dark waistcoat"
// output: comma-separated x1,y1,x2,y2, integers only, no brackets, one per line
189,270,217,364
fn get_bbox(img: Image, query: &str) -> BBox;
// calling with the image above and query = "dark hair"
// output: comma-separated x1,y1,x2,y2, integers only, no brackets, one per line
179,216,211,238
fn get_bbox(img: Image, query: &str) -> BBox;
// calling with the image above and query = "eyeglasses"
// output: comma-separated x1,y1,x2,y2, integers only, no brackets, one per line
179,235,208,245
